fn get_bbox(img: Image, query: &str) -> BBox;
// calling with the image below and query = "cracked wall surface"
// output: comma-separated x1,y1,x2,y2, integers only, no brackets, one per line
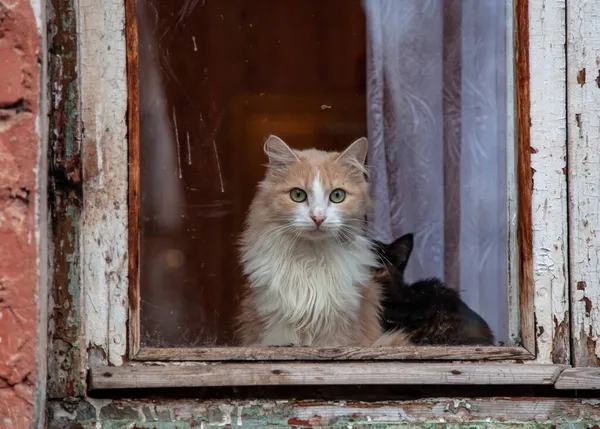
0,0,44,427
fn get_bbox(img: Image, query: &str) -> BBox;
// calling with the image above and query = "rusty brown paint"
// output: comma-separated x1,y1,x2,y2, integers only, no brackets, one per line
585,327,600,367
125,0,141,359
47,0,86,398
596,70,600,88
583,297,593,314
577,68,586,86
515,0,535,357
577,281,586,291
575,113,582,128
551,313,570,364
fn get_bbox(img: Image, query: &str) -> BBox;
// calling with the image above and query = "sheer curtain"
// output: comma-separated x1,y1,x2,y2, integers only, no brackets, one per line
364,0,508,342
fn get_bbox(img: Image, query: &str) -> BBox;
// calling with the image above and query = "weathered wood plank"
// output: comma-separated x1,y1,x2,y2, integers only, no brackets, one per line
527,0,570,363
79,0,129,367
47,397,600,428
555,367,600,390
514,0,535,356
47,0,86,398
89,362,566,389
135,346,534,362
566,0,600,368
125,0,141,360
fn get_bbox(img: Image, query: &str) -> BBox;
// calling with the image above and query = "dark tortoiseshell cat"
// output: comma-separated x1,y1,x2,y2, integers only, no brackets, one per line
374,234,495,346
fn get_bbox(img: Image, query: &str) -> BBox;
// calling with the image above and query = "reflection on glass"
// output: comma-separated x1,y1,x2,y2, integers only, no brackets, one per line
138,0,367,346
137,0,509,347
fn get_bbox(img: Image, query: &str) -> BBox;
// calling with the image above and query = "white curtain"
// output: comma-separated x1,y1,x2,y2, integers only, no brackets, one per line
365,0,508,342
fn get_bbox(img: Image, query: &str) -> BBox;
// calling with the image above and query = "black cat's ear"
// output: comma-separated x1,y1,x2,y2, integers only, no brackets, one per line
388,233,414,268
372,240,391,266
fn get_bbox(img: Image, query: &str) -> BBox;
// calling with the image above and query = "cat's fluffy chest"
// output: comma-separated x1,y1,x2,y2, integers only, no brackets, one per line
242,232,377,346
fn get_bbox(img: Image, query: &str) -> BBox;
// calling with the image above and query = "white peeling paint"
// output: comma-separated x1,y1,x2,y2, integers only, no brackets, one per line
28,0,43,34
529,0,569,363
566,0,600,365
215,404,234,426
79,0,128,366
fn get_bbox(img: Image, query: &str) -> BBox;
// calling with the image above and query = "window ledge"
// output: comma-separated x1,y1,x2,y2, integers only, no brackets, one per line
89,362,570,390
133,345,535,361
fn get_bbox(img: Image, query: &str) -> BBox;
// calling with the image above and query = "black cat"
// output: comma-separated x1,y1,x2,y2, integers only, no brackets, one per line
374,234,495,346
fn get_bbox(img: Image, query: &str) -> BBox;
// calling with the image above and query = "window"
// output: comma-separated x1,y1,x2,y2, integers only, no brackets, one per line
128,0,528,360
74,0,577,389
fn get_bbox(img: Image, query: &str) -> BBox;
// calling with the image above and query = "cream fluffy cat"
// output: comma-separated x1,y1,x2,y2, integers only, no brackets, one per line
236,135,410,347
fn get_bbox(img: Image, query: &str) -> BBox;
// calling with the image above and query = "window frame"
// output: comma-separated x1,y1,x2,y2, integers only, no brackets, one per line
126,0,534,363
73,0,576,390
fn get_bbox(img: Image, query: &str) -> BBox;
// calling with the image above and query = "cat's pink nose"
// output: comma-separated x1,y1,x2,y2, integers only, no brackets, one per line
310,215,325,226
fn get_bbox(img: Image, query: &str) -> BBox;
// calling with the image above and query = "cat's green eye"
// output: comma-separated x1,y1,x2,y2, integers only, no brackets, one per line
290,188,307,203
329,188,346,203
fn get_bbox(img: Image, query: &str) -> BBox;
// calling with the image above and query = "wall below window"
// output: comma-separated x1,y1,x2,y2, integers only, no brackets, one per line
46,397,600,428
0,0,47,427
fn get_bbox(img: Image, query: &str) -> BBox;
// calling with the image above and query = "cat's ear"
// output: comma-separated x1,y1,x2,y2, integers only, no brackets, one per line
336,137,368,171
263,135,299,168
373,240,392,267
388,234,414,269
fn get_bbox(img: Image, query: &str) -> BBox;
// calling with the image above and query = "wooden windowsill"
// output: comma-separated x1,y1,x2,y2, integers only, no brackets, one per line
554,368,600,390
89,362,567,390
133,345,535,362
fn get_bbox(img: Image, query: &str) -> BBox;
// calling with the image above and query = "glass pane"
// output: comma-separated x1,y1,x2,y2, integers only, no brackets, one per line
364,0,509,343
136,0,512,348
137,0,367,347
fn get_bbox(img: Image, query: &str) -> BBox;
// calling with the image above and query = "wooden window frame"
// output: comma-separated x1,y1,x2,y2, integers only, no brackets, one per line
126,0,533,363
81,0,580,389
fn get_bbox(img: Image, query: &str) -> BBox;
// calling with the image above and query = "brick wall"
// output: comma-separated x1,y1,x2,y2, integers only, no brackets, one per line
0,0,45,427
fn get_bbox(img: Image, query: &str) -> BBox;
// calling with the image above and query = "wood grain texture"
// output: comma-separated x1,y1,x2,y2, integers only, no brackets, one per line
135,346,534,361
80,0,129,367
566,0,600,368
514,0,535,356
125,0,141,360
89,362,566,389
525,0,570,363
555,368,600,390
442,0,462,292
120,0,568,365
47,0,85,398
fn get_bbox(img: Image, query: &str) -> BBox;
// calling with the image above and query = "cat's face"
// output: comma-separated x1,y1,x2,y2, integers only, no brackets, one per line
256,135,370,241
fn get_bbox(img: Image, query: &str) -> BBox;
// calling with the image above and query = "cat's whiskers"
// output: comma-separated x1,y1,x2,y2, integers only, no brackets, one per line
261,222,295,240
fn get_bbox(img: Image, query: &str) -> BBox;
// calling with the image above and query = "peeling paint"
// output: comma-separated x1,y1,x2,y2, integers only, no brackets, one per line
79,0,129,367
567,0,600,367
529,0,570,364
47,0,86,398
577,68,586,86
47,398,600,428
